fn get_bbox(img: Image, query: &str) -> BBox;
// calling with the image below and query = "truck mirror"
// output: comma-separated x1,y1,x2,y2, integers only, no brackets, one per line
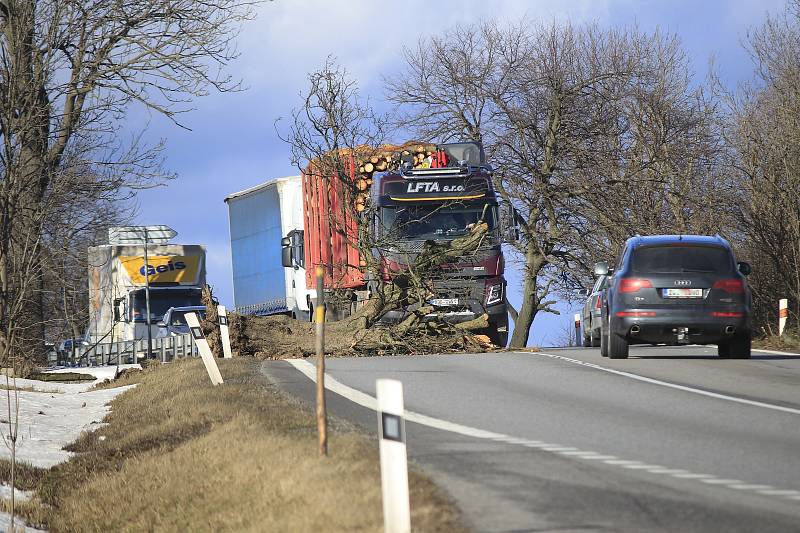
281,237,291,247
737,261,752,276
593,261,609,277
281,246,293,268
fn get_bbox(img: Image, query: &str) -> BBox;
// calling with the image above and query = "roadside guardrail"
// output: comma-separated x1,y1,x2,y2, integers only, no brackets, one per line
51,333,196,367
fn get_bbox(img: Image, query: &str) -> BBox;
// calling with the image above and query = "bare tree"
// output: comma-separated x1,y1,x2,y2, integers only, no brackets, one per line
723,0,800,329
388,20,729,348
0,0,256,365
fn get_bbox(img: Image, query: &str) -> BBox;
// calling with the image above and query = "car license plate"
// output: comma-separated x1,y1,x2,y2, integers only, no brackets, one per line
430,298,459,306
663,288,703,298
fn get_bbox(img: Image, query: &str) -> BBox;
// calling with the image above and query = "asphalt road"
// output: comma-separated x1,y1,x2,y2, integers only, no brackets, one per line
262,345,800,532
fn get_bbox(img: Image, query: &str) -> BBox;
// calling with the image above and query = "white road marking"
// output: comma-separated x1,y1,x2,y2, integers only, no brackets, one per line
753,348,800,356
533,352,800,416
757,489,800,496
701,478,743,485
729,484,773,490
285,359,800,504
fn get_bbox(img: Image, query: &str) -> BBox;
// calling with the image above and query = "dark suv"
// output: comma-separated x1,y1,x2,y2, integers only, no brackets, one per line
597,235,752,359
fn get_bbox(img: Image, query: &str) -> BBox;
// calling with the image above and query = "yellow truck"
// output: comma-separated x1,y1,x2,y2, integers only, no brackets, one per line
87,244,207,344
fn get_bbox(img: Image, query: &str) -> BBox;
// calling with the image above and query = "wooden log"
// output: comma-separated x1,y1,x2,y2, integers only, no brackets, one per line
364,162,374,173
369,156,379,164
455,313,490,331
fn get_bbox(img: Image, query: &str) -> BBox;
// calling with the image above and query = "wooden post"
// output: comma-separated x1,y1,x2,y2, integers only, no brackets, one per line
315,266,328,457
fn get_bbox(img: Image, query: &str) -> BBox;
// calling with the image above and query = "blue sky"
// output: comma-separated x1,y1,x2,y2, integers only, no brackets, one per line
129,0,784,346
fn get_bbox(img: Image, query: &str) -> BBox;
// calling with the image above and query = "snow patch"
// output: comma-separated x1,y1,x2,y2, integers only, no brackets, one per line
0,365,140,531
0,483,33,503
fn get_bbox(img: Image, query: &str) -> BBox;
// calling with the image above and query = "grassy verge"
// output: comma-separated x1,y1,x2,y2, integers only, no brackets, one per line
26,372,96,382
0,358,465,532
753,331,800,353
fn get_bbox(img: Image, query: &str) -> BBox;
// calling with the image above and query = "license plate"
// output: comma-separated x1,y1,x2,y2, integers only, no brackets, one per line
663,288,703,298
430,298,458,306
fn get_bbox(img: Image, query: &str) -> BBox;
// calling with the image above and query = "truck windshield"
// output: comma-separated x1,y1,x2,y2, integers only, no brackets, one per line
632,246,734,274
380,204,496,240
132,290,203,321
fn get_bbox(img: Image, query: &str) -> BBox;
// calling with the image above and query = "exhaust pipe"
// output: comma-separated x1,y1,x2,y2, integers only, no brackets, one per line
725,325,736,335
630,324,641,335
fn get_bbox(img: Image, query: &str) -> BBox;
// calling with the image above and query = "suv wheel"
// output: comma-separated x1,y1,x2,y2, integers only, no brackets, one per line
728,331,751,359
717,342,731,358
607,319,629,359
600,322,609,357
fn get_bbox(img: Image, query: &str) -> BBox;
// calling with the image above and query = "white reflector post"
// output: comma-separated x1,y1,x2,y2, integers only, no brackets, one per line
779,298,788,337
574,313,582,347
186,312,223,385
218,305,233,358
377,379,410,533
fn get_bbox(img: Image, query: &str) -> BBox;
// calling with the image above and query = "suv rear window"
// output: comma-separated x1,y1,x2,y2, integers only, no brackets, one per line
631,245,733,274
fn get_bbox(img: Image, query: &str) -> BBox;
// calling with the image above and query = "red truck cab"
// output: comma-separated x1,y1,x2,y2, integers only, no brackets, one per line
300,141,509,346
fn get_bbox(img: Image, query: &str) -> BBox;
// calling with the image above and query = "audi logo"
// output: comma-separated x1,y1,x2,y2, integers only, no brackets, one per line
674,280,692,286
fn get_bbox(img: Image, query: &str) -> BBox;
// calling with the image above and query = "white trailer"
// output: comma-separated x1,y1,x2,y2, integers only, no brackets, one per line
87,244,207,344
225,176,312,319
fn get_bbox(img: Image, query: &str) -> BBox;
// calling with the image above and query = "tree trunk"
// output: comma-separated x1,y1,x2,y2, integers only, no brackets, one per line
509,243,547,348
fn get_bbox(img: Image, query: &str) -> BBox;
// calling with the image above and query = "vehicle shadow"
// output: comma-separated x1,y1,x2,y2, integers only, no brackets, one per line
630,354,799,361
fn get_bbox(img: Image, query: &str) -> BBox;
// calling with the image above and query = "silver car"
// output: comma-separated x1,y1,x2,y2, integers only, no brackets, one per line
156,306,207,337
581,274,609,347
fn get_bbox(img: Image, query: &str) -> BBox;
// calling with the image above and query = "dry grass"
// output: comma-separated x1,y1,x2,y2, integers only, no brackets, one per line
26,372,96,382
0,358,465,532
753,331,800,353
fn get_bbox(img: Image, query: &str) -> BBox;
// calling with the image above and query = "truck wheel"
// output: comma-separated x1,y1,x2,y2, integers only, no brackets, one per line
486,313,509,348
728,331,751,359
486,323,508,348
608,322,629,359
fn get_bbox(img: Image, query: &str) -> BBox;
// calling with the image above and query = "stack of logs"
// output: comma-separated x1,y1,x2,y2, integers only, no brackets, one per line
352,142,437,213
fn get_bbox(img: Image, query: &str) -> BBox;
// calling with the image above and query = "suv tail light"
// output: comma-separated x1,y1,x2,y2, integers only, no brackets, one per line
595,295,602,309
619,278,653,293
712,279,744,293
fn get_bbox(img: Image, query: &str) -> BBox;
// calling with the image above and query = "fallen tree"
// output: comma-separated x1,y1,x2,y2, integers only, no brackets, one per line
218,222,497,359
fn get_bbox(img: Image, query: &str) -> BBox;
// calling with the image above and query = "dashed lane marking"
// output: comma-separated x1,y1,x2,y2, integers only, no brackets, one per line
285,359,799,505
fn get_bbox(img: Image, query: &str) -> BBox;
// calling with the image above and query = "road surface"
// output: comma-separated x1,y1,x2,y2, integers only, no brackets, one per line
262,345,800,532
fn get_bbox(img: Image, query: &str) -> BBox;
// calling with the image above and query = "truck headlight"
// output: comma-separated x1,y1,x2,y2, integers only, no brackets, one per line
486,283,503,305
